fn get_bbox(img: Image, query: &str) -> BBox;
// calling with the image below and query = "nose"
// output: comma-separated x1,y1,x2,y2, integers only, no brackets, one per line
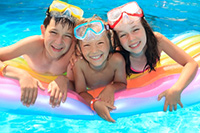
55,36,63,45
91,45,98,53
128,33,135,42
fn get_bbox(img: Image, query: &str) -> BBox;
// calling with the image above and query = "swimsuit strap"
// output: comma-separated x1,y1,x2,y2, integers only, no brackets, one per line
130,66,148,74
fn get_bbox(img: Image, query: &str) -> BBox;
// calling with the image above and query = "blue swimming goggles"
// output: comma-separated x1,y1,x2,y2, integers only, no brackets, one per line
74,20,107,41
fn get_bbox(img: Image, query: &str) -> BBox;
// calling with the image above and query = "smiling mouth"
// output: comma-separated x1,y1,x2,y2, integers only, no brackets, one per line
90,54,102,60
51,45,63,52
129,41,140,49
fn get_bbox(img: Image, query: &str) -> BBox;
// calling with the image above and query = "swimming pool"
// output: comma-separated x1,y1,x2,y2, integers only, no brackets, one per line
0,0,200,132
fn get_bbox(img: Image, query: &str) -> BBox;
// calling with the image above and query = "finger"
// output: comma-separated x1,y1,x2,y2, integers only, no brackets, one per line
21,89,25,102
163,101,168,112
174,105,177,111
178,101,183,108
104,113,115,123
27,89,33,105
70,59,74,67
169,104,173,112
57,93,63,107
31,88,38,104
53,89,60,106
100,115,106,122
158,92,165,101
62,91,67,103
106,103,116,110
25,90,31,107
107,116,116,123
50,87,56,106
37,81,46,91
24,89,29,104
48,84,52,93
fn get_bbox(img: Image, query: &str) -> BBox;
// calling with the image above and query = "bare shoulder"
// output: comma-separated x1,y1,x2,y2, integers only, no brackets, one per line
110,52,125,64
0,35,44,60
74,58,87,69
19,35,45,55
154,32,171,52
154,32,165,41
22,35,44,47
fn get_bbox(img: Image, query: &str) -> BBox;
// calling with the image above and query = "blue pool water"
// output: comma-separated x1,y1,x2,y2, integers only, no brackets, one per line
0,0,200,132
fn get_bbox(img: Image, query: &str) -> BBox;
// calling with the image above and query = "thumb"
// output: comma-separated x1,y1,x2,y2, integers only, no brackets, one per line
47,83,52,93
106,103,116,110
158,91,165,101
37,81,46,91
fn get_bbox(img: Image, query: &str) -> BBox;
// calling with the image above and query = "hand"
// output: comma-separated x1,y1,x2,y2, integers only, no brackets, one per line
158,88,183,111
98,85,115,106
94,100,116,123
19,74,45,107
48,76,68,108
69,51,83,67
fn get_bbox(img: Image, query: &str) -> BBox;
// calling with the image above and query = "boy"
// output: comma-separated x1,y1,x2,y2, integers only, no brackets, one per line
0,0,83,108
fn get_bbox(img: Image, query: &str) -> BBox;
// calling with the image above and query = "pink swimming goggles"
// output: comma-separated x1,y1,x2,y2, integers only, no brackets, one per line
107,1,144,29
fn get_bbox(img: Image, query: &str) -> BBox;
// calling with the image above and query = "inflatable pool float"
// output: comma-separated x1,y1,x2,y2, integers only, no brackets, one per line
0,31,200,120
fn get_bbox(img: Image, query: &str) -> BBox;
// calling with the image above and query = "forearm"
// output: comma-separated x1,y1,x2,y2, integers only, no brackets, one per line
79,91,94,105
109,81,127,92
172,61,198,92
0,63,29,80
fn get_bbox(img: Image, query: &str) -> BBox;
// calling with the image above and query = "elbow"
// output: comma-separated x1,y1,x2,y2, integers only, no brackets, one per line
193,61,199,71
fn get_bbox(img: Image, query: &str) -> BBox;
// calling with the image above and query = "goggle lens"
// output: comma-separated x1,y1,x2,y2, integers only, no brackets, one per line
49,0,83,19
74,20,105,40
107,2,143,28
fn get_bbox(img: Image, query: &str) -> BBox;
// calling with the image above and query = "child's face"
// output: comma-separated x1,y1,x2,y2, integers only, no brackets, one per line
114,17,147,56
79,32,110,69
43,19,74,59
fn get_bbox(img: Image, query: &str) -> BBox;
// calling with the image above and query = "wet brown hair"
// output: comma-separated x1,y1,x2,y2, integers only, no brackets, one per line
43,7,75,29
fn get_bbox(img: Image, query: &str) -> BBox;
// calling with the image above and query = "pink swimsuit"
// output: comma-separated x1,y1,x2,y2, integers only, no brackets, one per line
130,67,148,73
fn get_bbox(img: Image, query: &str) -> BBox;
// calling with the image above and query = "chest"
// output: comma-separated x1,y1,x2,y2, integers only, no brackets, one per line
131,56,147,69
83,67,115,89
24,56,68,75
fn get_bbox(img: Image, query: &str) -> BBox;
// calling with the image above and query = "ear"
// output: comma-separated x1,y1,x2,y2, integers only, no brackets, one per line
40,25,45,38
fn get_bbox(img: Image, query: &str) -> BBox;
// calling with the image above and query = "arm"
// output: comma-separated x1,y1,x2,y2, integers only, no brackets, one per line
0,35,44,79
156,33,199,111
72,59,93,103
48,75,70,108
72,60,116,122
99,53,127,105
0,35,45,107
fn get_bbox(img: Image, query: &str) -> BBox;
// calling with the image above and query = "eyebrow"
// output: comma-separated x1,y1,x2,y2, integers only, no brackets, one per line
117,25,137,34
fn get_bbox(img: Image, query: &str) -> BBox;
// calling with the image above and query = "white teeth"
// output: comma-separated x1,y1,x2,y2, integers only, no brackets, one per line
91,55,101,59
130,42,139,48
52,45,62,50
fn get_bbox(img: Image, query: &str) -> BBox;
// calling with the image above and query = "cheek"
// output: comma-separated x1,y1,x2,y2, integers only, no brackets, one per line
141,31,147,43
119,38,128,46
80,47,88,57
64,38,72,46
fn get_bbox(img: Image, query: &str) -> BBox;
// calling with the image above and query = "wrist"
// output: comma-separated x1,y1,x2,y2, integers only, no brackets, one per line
90,98,100,111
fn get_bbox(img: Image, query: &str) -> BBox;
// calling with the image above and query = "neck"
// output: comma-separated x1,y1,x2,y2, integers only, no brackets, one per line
130,45,147,58
89,60,108,72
